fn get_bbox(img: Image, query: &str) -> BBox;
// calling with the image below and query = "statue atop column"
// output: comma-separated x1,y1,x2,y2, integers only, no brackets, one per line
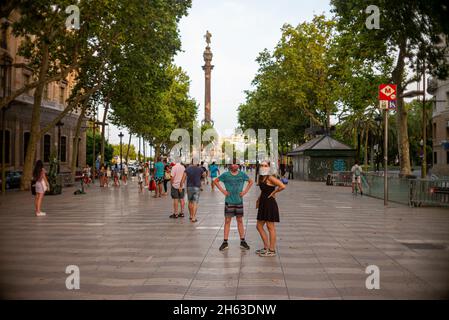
205,30,212,47
202,31,214,125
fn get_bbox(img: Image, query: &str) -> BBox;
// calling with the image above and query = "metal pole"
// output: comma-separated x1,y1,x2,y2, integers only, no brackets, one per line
57,122,63,174
422,59,427,179
1,108,5,194
138,136,141,162
119,132,123,167
92,120,96,184
384,109,388,206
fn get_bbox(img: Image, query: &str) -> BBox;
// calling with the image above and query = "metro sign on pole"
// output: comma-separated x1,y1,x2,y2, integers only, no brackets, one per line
379,84,397,101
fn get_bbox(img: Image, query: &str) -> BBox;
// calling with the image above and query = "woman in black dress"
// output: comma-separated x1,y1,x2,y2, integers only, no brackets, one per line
256,161,286,257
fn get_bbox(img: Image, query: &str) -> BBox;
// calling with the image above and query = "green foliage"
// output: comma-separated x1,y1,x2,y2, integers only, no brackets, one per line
239,16,347,146
86,129,113,166
111,144,137,161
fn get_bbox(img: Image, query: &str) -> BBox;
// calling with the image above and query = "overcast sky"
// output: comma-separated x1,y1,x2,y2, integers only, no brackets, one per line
107,0,332,152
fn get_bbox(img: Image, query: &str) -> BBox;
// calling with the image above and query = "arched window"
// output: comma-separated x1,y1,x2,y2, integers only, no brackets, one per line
60,136,67,162
0,129,11,164
23,132,30,163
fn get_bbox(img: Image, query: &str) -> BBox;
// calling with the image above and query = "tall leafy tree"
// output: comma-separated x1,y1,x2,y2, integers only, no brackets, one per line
331,0,449,175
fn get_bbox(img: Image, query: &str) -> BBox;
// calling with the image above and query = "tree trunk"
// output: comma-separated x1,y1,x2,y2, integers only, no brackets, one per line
155,144,161,160
125,134,132,163
100,95,109,165
356,132,361,162
364,127,369,167
20,43,50,190
71,102,88,180
393,40,411,175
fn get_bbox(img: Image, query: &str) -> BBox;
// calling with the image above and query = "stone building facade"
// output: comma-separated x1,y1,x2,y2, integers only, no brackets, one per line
0,12,86,174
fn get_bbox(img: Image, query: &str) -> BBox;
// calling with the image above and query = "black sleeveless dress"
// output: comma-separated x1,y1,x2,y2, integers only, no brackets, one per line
257,183,280,222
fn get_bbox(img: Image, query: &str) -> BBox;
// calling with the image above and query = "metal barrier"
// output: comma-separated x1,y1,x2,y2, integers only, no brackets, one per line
326,171,353,186
328,172,449,208
410,179,449,208
363,173,412,206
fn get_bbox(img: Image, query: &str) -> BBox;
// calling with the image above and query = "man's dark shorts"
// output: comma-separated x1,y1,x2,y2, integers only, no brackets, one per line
155,177,164,184
171,186,185,199
224,203,244,218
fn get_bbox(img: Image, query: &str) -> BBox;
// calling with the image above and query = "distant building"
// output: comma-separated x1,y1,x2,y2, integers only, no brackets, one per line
0,12,86,173
428,37,449,176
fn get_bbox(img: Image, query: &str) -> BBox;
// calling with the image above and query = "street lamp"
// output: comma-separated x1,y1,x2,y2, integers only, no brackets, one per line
118,132,124,169
1,52,12,195
56,121,64,174
375,115,382,172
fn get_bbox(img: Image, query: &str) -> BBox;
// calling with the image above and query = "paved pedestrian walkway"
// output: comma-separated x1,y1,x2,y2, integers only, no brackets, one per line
0,176,448,300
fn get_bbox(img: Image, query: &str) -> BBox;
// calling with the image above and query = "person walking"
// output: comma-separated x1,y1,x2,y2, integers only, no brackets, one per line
122,162,128,185
214,164,254,252
106,165,111,187
138,167,144,193
169,161,186,219
351,160,363,195
288,161,294,180
113,163,120,187
99,164,106,187
144,163,150,187
255,161,285,257
163,160,171,196
33,160,49,217
200,161,208,191
154,157,165,198
209,161,220,191
182,162,203,222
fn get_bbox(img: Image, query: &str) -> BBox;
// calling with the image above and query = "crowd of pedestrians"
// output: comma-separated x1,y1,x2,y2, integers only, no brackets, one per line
31,156,286,257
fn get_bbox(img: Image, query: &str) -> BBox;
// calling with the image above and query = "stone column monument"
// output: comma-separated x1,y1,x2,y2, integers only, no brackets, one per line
202,30,214,125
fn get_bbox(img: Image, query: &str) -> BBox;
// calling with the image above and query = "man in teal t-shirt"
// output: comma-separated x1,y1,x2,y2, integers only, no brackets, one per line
209,162,220,191
214,164,254,252
154,157,165,198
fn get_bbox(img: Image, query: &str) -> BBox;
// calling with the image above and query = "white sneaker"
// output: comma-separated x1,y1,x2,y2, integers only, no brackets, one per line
36,212,46,217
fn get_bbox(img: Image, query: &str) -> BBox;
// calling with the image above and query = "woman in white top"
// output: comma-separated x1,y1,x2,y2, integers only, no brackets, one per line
33,160,49,217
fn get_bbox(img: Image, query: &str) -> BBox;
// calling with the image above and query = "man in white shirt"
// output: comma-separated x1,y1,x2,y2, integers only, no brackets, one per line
351,160,363,195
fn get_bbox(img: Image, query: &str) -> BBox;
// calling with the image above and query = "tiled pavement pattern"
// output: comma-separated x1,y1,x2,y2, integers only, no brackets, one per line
0,175,448,300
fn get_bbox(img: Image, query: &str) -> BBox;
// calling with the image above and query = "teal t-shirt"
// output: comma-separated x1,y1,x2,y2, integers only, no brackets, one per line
154,162,165,178
210,164,219,178
218,171,249,205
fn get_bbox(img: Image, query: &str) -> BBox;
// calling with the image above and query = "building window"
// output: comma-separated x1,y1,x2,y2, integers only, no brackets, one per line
1,23,7,50
0,129,11,164
23,132,30,163
59,86,65,104
447,151,449,165
433,123,437,140
434,152,438,165
60,136,67,163
43,134,51,163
